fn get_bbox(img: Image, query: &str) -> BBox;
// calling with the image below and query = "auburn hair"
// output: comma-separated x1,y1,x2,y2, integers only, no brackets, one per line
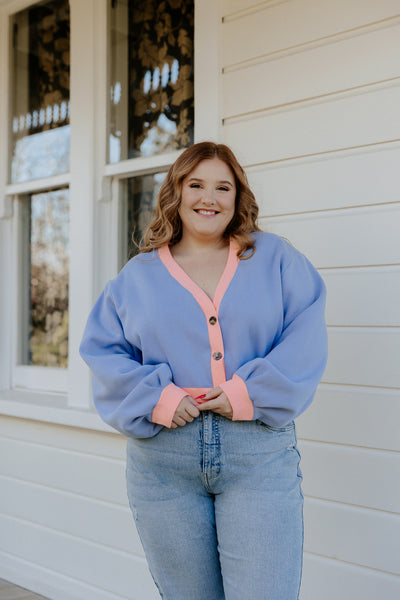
139,141,261,258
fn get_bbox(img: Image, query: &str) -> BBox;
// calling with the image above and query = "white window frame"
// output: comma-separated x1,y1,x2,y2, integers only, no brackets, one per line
0,0,221,430
10,182,70,394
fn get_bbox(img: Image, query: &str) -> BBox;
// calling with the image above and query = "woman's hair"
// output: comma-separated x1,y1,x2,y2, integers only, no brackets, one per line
139,141,261,258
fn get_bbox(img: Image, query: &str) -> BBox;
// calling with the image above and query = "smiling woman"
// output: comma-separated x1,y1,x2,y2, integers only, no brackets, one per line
80,141,328,600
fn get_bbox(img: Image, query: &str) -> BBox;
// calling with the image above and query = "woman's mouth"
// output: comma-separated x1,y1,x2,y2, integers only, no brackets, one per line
194,209,219,216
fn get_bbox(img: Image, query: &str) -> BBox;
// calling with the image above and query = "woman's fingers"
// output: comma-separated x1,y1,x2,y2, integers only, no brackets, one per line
185,401,200,419
198,391,233,419
200,388,220,401
170,396,200,428
172,415,187,427
169,391,234,428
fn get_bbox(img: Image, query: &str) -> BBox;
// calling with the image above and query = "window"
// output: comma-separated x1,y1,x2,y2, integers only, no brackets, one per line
10,0,70,183
109,0,194,164
121,172,166,259
108,0,194,266
19,189,69,368
9,0,70,392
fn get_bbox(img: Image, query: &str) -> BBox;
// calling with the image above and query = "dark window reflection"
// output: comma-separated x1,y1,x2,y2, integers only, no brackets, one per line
110,0,194,162
25,189,69,367
11,0,70,183
125,173,166,259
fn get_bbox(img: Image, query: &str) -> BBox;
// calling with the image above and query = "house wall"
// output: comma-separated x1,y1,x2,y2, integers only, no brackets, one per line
1,1,399,599
220,0,400,598
0,416,159,600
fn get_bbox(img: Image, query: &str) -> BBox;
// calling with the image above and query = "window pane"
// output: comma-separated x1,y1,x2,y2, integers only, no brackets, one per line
10,0,70,183
109,0,194,163
21,189,69,367
123,173,166,260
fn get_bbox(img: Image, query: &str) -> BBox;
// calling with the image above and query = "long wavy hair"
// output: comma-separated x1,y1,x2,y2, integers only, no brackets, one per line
139,142,261,258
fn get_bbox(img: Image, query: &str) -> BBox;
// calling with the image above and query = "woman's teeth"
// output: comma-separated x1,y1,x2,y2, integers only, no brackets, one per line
196,209,218,215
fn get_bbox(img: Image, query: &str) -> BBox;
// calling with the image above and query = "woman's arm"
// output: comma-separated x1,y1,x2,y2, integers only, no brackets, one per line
79,282,188,437
219,250,328,428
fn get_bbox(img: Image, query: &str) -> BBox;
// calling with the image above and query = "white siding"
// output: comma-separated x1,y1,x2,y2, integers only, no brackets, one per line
0,416,159,600
222,0,400,598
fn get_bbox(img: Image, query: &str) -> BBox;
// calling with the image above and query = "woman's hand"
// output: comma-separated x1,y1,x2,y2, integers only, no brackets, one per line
198,387,233,420
170,396,201,428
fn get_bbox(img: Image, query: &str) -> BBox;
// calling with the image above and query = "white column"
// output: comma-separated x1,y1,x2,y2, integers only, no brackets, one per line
0,9,12,391
68,0,108,408
194,0,222,142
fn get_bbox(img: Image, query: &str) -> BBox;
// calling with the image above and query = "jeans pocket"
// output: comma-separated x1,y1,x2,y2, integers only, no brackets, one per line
256,419,295,433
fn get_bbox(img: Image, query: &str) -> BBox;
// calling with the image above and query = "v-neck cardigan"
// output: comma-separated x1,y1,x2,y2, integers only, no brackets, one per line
80,231,328,439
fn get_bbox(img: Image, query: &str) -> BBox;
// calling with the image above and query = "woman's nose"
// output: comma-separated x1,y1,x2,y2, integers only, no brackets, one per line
202,189,216,205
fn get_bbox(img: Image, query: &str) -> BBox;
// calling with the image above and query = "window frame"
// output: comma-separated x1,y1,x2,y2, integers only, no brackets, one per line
2,0,72,395
0,0,221,429
11,186,70,392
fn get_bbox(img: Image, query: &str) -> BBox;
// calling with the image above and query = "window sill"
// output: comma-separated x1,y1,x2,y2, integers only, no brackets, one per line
0,389,118,434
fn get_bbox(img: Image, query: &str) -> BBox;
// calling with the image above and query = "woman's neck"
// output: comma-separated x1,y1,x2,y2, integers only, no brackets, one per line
172,235,229,257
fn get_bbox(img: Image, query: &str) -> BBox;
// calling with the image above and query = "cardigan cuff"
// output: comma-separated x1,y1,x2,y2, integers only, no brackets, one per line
152,383,188,428
219,375,254,421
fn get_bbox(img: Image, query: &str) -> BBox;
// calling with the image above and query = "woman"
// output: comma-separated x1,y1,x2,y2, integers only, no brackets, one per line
80,142,328,600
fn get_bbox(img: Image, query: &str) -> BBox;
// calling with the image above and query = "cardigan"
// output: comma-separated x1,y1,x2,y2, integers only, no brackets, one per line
80,231,328,439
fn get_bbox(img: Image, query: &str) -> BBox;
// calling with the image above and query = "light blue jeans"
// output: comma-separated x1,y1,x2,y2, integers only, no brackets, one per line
126,412,303,600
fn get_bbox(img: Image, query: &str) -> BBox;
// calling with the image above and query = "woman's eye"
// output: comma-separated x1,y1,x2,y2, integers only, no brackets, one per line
190,183,201,189
218,186,229,192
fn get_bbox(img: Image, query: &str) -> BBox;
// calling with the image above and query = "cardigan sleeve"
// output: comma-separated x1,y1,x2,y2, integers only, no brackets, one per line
220,249,328,427
79,282,188,437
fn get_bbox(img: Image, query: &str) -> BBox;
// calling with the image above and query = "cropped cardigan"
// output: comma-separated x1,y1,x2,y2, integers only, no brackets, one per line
80,231,328,438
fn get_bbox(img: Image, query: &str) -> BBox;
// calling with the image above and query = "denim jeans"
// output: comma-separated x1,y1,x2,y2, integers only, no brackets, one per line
126,412,304,600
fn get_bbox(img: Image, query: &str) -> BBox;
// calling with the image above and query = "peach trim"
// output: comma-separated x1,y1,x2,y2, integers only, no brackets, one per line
152,383,188,427
219,375,254,421
213,240,240,312
158,240,239,308
158,245,212,313
158,241,240,388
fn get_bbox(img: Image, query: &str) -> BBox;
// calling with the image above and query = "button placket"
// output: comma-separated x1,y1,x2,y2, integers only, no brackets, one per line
207,306,226,385
158,241,239,389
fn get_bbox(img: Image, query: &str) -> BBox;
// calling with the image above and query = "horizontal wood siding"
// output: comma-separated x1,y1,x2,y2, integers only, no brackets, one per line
322,266,400,327
223,24,400,118
300,442,400,513
0,417,159,600
246,145,400,216
224,84,400,165
222,1,400,598
297,386,400,452
302,554,400,600
304,499,400,574
222,0,400,66
263,205,400,267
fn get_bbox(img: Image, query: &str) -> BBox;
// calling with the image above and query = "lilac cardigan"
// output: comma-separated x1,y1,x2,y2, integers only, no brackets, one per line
80,232,328,438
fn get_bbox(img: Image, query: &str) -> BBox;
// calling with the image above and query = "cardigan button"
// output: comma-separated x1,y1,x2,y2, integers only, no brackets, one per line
209,316,217,325
212,352,223,361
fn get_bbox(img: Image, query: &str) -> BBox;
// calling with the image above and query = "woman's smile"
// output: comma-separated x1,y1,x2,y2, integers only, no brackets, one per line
194,208,220,216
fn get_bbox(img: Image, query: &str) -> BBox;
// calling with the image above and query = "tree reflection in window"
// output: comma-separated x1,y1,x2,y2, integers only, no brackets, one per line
11,0,70,183
27,190,69,367
126,172,166,259
110,0,194,162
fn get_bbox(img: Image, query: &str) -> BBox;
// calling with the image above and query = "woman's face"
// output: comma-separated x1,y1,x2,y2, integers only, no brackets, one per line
179,158,236,245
